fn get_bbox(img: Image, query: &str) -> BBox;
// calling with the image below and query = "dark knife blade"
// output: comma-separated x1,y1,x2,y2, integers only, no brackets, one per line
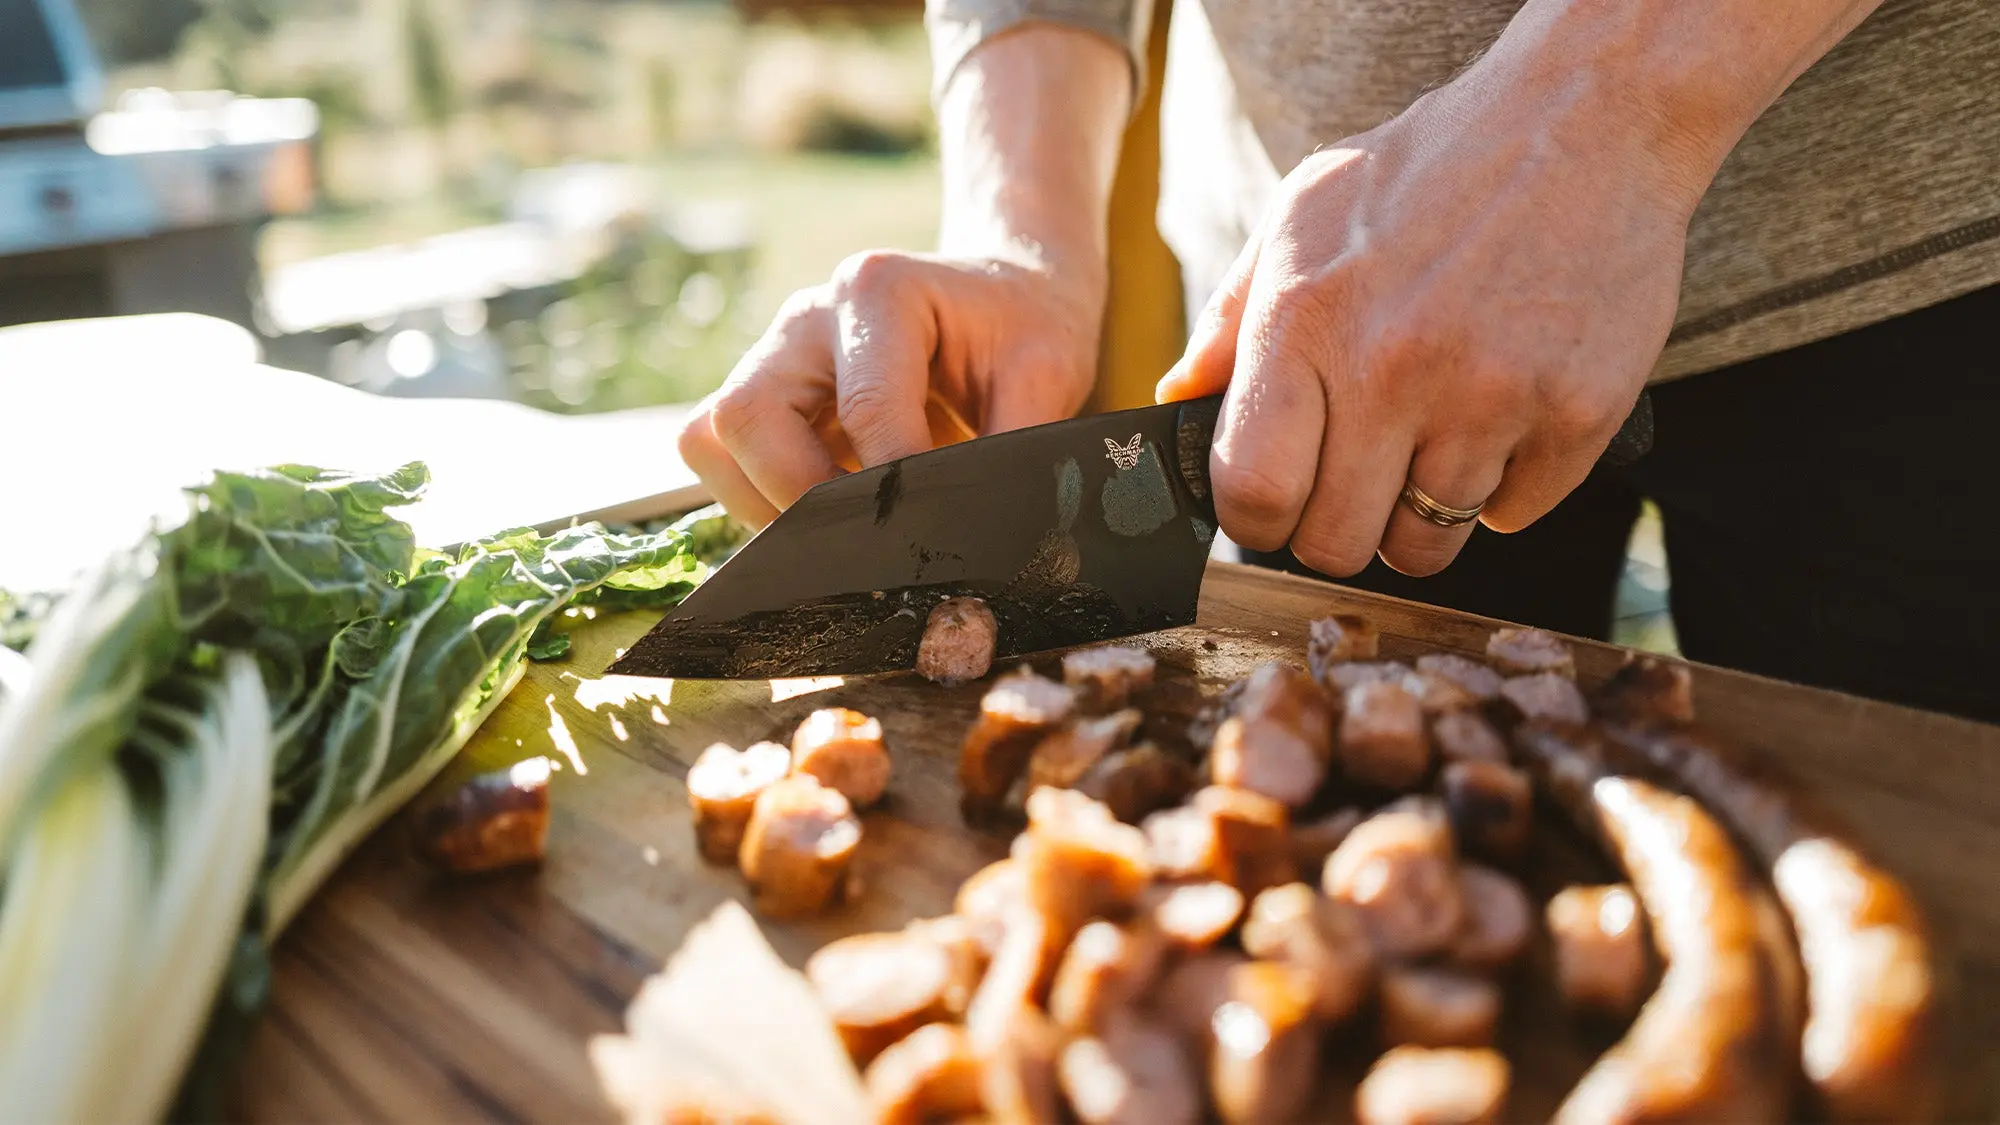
607,395,1226,679
606,387,1653,681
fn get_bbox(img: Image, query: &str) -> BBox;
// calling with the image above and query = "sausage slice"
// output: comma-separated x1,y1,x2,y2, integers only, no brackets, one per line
1049,920,1167,1034
791,708,892,808
917,596,998,685
1483,626,1575,679
1061,646,1158,713
1209,662,1335,808
1546,883,1651,1020
807,930,960,1065
1355,1046,1510,1125
961,668,1077,816
865,1023,984,1125
1019,788,1153,938
1379,967,1503,1048
1448,865,1533,970
1028,709,1143,793
416,757,554,874
1413,653,1504,704
1439,760,1533,864
1430,711,1508,766
1073,742,1195,824
1497,672,1589,727
1057,1016,1200,1125
1240,882,1376,1023
737,774,861,919
1324,799,1464,959
1144,880,1245,950
1308,614,1381,675
1289,806,1364,882
1338,679,1432,791
1209,961,1324,1124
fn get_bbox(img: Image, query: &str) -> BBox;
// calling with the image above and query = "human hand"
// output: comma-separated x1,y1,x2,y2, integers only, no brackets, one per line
1157,47,1711,577
677,248,1104,527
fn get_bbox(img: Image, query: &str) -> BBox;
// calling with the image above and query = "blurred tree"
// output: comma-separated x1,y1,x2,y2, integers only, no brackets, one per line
405,0,454,129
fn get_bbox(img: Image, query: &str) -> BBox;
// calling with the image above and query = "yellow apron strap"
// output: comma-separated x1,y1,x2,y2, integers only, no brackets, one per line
1088,0,1185,416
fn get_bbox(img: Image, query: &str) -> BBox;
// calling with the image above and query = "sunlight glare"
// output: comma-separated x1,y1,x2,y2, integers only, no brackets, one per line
770,676,845,703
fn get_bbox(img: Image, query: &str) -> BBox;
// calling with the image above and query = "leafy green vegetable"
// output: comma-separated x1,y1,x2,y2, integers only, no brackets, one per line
0,462,706,1122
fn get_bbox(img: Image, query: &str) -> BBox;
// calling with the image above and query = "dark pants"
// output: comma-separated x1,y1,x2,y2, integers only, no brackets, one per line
1243,284,2000,724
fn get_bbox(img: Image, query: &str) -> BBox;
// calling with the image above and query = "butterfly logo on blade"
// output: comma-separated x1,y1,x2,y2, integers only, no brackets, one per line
1104,434,1144,471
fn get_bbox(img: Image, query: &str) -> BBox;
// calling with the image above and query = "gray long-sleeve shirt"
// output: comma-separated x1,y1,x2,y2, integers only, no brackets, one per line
926,0,2000,381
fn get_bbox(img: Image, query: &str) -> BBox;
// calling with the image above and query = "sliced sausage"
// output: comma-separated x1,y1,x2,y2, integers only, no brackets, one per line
1058,1015,1200,1125
961,668,1077,817
1143,787,1292,898
1379,967,1503,1048
1209,662,1335,808
1324,799,1464,959
737,774,861,919
416,757,553,874
1325,660,1416,694
1513,721,1789,1123
1209,960,1324,1124
1145,880,1245,950
917,596,999,685
1049,919,1167,1034
865,1023,984,1125
1439,760,1533,865
1430,711,1507,766
955,857,1023,955
1413,653,1504,704
1307,614,1381,682
807,931,960,1065
1028,709,1143,793
791,708,892,808
686,743,791,867
970,1000,1065,1125
1061,645,1158,713
1400,669,1480,715
1355,1046,1510,1125
1241,882,1376,1023
1073,742,1195,825
1338,679,1432,791
1290,806,1364,882
1547,883,1652,1021
1497,672,1589,727
1019,787,1153,939
1592,655,1696,725
1483,626,1575,679
1448,865,1533,970
1150,950,1248,1041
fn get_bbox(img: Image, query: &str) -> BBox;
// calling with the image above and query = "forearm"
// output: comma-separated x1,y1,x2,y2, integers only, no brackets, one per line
1474,0,1887,206
937,24,1131,292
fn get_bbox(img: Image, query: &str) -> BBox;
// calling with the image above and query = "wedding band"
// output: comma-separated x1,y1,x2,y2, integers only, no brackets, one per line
1400,480,1485,528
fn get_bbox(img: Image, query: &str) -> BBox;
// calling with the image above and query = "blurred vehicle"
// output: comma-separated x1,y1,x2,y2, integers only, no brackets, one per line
0,0,316,330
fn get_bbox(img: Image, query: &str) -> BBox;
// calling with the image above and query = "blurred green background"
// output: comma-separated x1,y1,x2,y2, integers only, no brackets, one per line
79,0,942,412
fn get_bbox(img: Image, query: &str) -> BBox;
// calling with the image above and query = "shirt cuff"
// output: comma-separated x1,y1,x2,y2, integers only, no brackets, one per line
925,0,1153,113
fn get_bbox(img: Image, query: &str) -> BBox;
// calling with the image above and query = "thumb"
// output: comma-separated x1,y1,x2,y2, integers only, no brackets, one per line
1156,233,1262,403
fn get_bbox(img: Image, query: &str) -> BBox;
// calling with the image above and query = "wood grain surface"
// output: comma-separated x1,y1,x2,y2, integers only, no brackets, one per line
233,562,2000,1123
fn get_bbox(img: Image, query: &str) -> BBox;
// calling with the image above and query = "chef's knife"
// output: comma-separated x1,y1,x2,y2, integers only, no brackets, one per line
607,391,1652,680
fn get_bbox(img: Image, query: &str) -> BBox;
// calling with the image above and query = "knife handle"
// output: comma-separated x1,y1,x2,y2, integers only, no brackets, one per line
1170,389,1654,518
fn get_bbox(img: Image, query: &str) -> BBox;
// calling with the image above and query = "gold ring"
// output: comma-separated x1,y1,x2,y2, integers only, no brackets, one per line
1400,480,1485,528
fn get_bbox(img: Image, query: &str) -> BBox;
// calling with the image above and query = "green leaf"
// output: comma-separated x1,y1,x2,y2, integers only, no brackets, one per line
525,623,572,662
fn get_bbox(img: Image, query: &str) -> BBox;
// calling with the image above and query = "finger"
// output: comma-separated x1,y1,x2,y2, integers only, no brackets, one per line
1478,434,1599,534
1478,398,1626,532
1373,437,1512,577
710,294,843,510
1286,416,1415,577
981,345,1086,435
832,252,938,466
1156,233,1262,403
1206,265,1338,552
677,399,780,528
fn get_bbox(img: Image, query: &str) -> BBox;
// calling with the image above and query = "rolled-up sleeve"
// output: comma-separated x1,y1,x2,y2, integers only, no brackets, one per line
925,0,1153,108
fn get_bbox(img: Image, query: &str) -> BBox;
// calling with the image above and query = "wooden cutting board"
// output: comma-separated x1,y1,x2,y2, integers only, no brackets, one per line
232,562,2000,1123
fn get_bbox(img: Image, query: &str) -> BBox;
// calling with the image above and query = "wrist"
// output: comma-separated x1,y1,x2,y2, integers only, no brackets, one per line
1467,0,1805,213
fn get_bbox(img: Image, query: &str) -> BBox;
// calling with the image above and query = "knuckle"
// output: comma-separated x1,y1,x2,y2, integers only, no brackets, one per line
832,249,911,298
1377,538,1458,578
675,411,718,464
1289,526,1378,578
774,285,826,325
708,384,766,446
1542,383,1627,443
1213,459,1305,534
